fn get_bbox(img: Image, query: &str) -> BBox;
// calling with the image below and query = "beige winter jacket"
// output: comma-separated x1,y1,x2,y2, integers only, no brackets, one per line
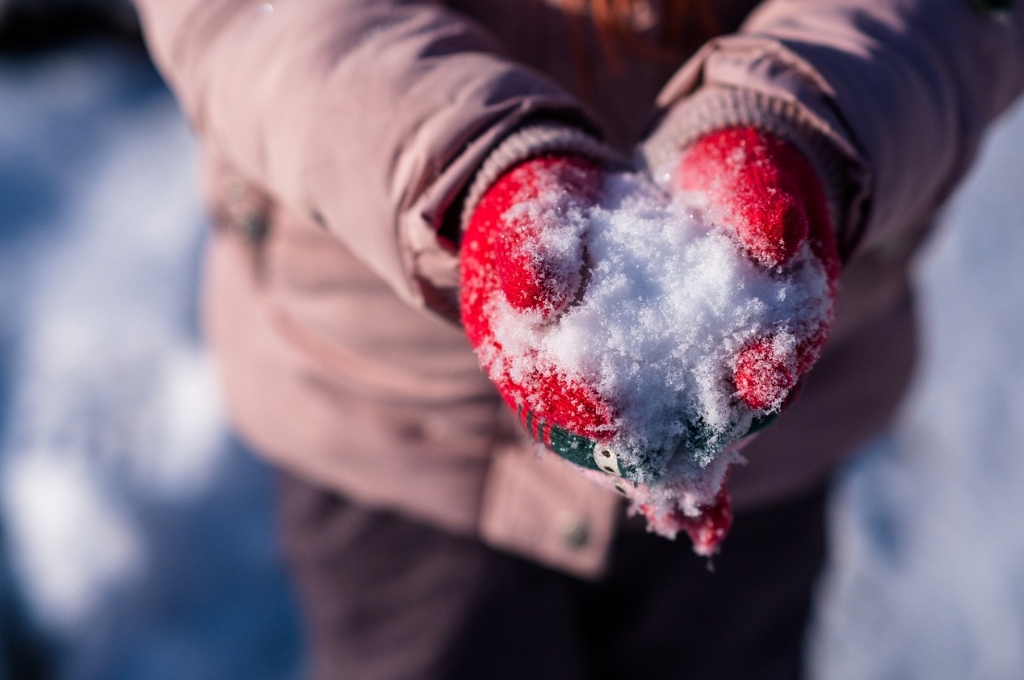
132,0,1024,578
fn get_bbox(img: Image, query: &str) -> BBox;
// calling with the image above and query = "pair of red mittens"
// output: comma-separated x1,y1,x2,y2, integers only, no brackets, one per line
459,127,840,554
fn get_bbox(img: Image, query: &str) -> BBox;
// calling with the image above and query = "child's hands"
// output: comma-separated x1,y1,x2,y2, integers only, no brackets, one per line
458,128,840,556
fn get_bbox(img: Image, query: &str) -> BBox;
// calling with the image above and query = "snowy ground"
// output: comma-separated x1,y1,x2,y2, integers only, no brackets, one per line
809,92,1024,679
0,45,299,679
1,41,1023,680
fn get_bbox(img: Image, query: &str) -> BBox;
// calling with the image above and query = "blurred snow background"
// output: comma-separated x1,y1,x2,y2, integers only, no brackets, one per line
0,23,1022,680
0,44,299,679
809,91,1024,679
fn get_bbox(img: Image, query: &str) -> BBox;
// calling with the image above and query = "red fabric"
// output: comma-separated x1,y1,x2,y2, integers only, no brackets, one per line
460,155,614,440
677,486,734,556
677,127,840,411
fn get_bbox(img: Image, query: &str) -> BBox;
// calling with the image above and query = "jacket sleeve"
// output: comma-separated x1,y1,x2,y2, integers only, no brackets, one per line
131,0,600,316
643,0,1024,258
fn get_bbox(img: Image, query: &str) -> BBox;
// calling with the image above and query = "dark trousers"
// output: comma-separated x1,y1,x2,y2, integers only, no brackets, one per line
278,474,829,680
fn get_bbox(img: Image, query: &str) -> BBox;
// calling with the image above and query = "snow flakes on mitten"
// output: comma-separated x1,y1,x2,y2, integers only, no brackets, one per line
460,134,837,554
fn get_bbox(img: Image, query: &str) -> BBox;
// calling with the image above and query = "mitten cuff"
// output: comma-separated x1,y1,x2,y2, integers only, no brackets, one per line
639,86,856,248
461,124,628,230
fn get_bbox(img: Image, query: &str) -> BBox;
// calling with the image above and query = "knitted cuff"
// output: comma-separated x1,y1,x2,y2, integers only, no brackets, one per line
460,124,629,230
639,86,856,246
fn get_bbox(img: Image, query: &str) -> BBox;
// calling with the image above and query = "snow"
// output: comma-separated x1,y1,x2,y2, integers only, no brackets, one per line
807,93,1024,680
484,169,831,532
3,453,144,628
2,37,1024,680
0,45,299,679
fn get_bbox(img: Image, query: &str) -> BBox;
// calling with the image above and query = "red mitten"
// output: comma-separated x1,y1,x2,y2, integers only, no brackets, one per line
628,127,841,550
676,127,841,411
460,155,615,442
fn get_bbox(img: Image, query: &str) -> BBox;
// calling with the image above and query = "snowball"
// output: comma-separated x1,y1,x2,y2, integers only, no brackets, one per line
484,171,832,523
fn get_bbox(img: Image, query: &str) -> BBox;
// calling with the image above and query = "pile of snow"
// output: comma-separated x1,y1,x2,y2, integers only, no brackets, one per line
486,171,831,523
